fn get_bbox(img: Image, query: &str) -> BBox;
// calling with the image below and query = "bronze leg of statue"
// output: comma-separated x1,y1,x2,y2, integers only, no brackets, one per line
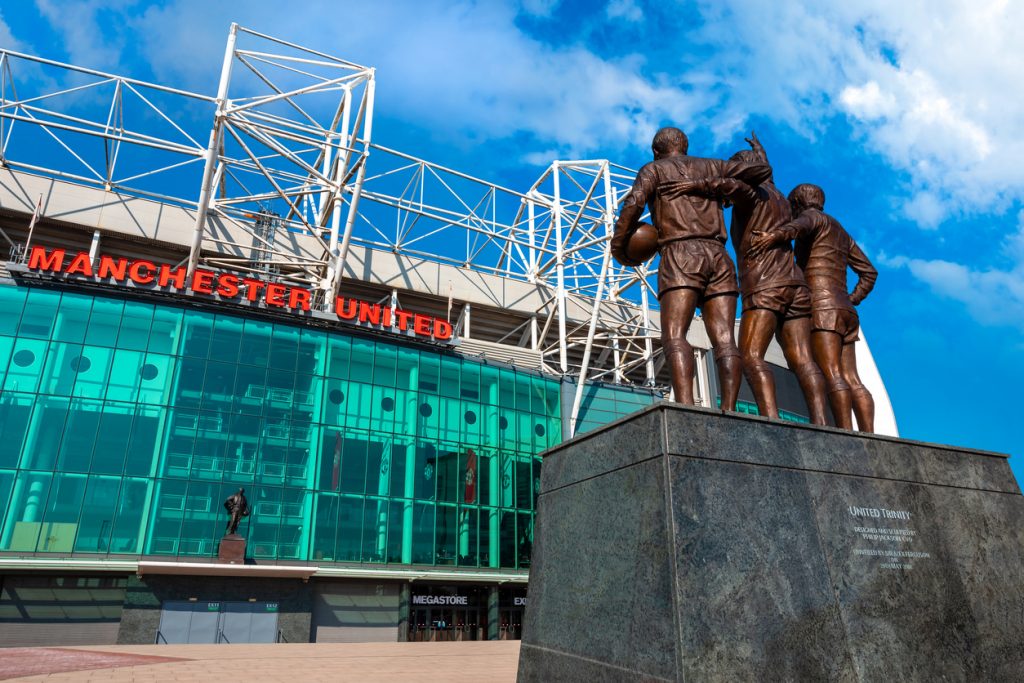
659,287,700,404
778,316,828,425
738,308,779,418
811,330,853,429
703,293,741,412
841,341,875,433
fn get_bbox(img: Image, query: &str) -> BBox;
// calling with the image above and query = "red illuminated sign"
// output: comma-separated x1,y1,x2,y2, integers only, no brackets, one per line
25,246,453,342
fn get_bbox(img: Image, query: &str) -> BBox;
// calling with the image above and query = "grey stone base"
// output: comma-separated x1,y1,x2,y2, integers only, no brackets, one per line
518,403,1024,682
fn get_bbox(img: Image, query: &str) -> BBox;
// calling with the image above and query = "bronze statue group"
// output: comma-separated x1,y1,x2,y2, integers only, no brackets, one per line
612,128,877,432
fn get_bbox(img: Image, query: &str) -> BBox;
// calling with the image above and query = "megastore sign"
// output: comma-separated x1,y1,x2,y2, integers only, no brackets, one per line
21,246,454,343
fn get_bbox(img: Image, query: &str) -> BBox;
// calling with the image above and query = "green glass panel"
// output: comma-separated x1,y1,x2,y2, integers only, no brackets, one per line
106,349,144,402
417,352,439,392
459,363,480,401
349,339,374,383
339,434,368,495
279,487,307,559
438,356,461,398
70,345,114,399
312,494,338,561
372,344,396,386
39,472,88,551
325,336,350,379
386,499,405,563
17,289,60,340
3,337,47,393
200,360,236,410
84,298,123,347
0,392,33,469
0,285,27,336
74,475,121,552
233,364,266,416
181,311,214,358
174,357,205,409
0,469,14,535
410,501,434,564
396,347,418,388
208,316,243,363
298,328,325,376
109,478,148,553
147,306,183,355
249,485,282,559
269,325,300,372
117,301,154,351
336,495,364,561
56,399,103,473
178,481,221,556
51,292,92,343
293,374,318,423
0,336,11,387
239,318,272,366
91,403,134,475
40,342,80,396
148,479,187,555
138,353,175,405
1,471,53,551
21,396,70,470
124,405,161,477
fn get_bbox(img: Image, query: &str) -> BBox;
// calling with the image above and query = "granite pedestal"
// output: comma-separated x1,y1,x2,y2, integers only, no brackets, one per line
518,403,1024,682
217,534,246,564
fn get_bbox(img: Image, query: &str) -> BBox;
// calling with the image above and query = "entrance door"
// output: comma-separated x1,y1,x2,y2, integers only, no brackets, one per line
499,608,522,640
219,602,279,644
157,601,220,644
157,601,278,644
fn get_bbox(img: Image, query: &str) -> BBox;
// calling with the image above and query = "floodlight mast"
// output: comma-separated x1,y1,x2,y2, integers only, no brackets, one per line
182,23,375,302
187,23,238,280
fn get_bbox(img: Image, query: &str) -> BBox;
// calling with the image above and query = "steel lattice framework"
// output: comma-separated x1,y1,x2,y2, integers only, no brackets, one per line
0,24,667,435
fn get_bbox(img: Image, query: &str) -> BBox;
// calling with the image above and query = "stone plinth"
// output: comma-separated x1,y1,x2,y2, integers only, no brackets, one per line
217,534,246,564
518,403,1024,682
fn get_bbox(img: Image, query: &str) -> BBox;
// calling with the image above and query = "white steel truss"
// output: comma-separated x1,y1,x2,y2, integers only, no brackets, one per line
0,24,666,435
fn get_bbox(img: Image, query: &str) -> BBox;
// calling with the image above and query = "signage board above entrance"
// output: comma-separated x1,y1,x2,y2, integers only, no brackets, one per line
22,246,454,343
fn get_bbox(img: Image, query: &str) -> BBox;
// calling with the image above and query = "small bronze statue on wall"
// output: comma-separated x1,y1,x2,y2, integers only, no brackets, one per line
223,487,251,536
750,183,877,431
611,126,771,409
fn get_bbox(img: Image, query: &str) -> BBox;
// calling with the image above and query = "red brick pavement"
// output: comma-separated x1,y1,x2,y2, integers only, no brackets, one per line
0,648,187,680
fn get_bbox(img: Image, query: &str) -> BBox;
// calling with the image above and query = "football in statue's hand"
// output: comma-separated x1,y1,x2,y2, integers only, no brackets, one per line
626,222,659,264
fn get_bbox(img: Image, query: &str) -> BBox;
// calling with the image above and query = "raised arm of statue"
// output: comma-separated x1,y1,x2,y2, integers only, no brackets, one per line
744,131,768,164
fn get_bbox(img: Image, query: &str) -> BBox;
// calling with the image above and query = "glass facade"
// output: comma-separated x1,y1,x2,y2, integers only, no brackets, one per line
0,283,572,570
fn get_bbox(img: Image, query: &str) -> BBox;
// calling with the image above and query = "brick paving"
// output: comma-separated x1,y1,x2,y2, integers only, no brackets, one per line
0,648,186,680
0,642,521,682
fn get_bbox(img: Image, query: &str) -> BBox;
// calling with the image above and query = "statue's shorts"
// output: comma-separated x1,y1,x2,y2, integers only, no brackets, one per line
742,284,812,320
812,307,860,344
658,238,738,302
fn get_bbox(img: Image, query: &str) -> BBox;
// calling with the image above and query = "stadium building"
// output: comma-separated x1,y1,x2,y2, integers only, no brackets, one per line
0,26,895,646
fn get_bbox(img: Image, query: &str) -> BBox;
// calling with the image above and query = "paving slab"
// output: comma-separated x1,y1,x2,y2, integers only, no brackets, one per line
1,642,520,683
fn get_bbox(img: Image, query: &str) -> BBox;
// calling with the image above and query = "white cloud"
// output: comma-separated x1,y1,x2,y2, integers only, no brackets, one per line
882,209,1024,331
130,1,701,159
687,1,1024,227
0,10,27,52
33,0,132,70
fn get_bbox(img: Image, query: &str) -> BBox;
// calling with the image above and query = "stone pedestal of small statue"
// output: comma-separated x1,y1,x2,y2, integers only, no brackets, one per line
217,534,246,564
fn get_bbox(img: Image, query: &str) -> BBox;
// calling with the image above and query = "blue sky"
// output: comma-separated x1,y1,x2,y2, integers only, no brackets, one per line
2,1,1023,483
